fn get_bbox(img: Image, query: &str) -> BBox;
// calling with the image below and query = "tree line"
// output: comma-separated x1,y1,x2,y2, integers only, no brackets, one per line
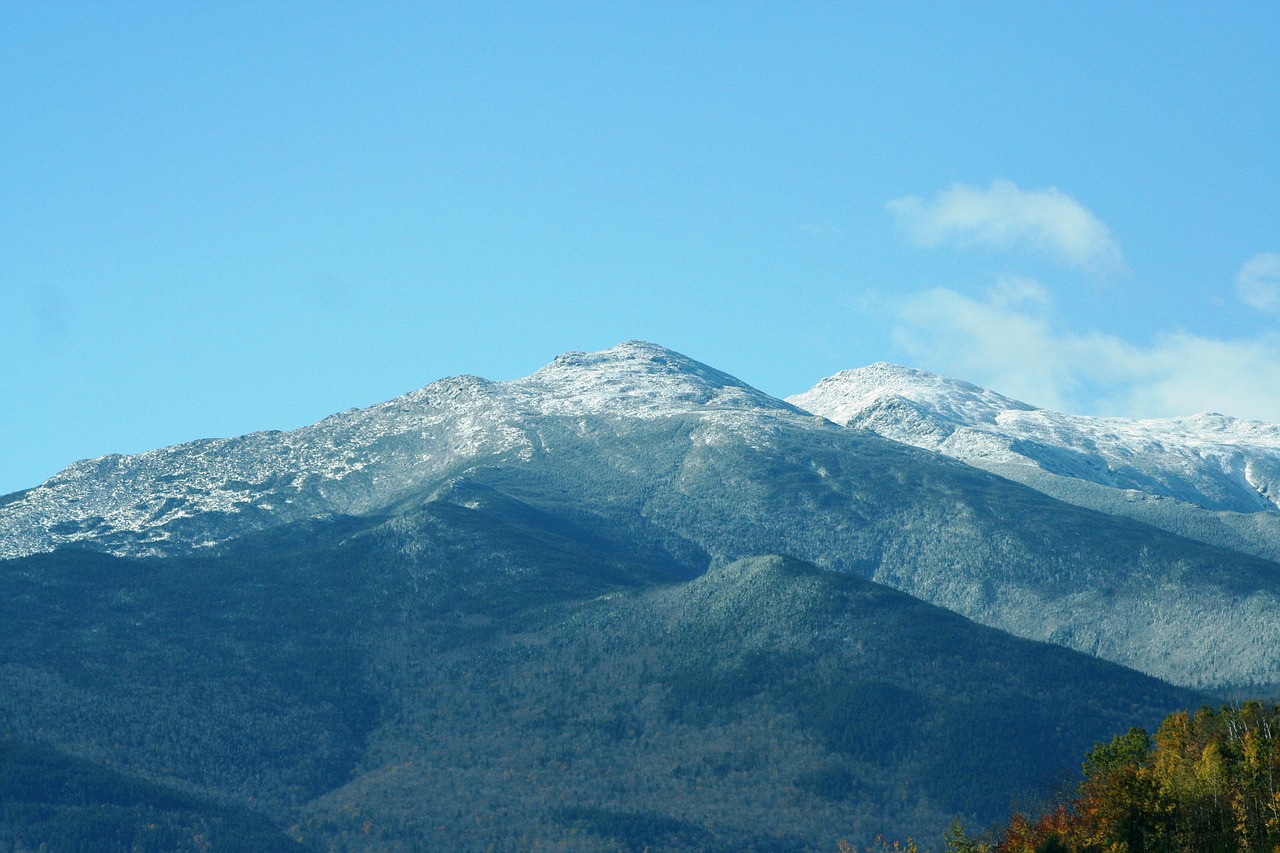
903,701,1280,853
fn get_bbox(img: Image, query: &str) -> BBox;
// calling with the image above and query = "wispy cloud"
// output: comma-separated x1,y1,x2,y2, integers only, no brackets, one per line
1236,252,1280,313
887,180,1125,273
892,281,1280,422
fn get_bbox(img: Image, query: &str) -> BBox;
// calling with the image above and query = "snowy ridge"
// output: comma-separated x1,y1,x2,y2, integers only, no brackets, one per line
788,363,1280,515
0,374,529,559
6,343,1280,690
0,342,808,559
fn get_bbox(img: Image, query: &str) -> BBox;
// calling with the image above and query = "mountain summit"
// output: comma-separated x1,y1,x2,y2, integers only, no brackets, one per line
516,340,803,417
790,362,1036,427
790,362,1280,515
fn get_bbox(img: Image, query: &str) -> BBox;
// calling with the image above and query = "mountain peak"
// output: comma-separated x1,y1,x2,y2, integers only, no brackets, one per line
0,341,808,559
540,340,736,379
788,362,1034,427
540,340,712,377
516,341,802,418
791,361,1280,517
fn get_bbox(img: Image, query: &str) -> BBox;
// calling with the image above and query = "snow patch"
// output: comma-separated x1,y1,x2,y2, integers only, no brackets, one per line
790,363,1280,515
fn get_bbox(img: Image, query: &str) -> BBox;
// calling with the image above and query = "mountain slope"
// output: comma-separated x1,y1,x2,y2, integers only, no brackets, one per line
0,341,807,561
0,739,307,853
788,363,1280,562
0,534,1203,850
5,343,1280,689
302,554,1202,850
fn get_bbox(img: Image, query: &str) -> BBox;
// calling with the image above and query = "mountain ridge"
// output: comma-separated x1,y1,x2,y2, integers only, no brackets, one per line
789,361,1280,516
5,342,1280,689
0,341,811,560
0,539,1204,850
789,361,1280,567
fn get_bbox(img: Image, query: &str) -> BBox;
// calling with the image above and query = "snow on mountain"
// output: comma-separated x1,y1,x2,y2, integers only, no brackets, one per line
520,340,804,418
788,363,1280,517
0,342,808,560
7,343,1280,689
9,343,1277,565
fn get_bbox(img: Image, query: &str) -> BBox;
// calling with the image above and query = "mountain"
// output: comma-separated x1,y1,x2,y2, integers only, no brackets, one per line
788,363,1280,563
3,340,1271,849
300,554,1199,851
5,342,1279,690
0,341,806,561
0,537,1201,850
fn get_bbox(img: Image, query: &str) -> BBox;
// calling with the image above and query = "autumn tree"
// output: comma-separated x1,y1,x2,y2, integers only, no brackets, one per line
991,703,1280,853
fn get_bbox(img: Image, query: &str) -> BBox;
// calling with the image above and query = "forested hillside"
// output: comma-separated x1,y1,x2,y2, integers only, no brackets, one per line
0,739,306,853
0,537,1202,850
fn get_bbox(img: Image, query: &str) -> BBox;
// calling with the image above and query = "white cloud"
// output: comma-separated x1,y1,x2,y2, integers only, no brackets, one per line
893,282,1280,422
887,179,1125,273
1236,252,1280,312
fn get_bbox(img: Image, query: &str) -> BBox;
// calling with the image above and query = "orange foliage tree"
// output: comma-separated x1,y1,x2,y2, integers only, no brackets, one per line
991,701,1280,853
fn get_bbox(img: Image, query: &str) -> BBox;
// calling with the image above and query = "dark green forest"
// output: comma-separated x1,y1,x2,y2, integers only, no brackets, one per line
0,516,1204,851
0,739,305,852
4,346,1279,850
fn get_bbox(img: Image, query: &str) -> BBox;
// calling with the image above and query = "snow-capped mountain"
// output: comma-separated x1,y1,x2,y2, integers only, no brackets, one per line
789,363,1280,561
5,342,1280,690
0,341,809,560
6,342,1278,851
790,362,1280,514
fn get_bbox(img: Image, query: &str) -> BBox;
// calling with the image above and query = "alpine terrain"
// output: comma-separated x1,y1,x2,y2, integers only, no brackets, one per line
1,341,1274,851
789,363,1280,563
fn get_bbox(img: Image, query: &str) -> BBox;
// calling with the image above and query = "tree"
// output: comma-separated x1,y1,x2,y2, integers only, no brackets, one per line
990,703,1280,853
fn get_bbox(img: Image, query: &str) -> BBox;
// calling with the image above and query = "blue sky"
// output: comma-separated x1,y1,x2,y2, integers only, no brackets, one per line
2,2,1278,495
